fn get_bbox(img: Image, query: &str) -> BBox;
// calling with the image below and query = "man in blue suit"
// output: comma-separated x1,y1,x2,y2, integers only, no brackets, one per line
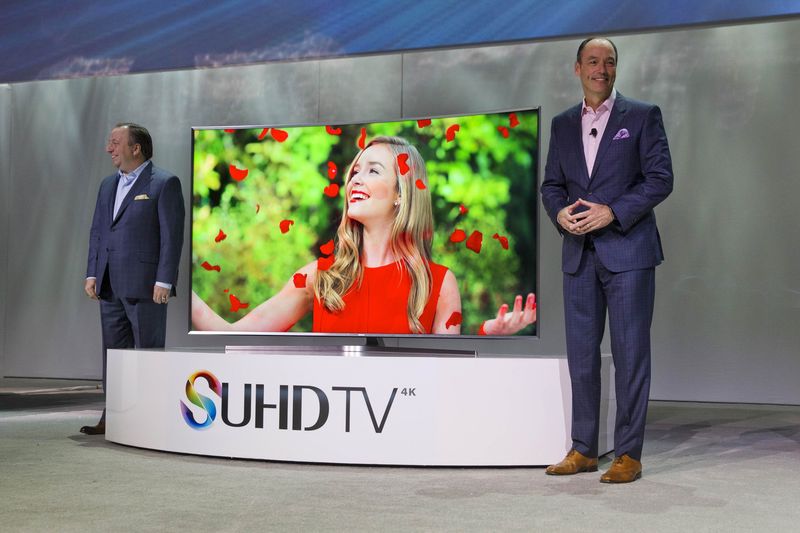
541,38,673,482
82,123,185,435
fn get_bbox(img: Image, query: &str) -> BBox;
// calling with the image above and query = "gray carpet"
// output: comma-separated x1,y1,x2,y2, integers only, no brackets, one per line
1,378,799,532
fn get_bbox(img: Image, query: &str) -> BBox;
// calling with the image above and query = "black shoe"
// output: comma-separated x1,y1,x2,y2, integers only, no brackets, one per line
80,421,105,435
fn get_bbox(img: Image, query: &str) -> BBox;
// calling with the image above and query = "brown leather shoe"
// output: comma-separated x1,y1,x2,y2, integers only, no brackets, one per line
600,454,642,483
545,449,598,475
80,421,106,435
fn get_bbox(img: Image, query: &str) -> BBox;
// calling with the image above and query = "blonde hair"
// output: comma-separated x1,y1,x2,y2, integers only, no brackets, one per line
314,136,434,333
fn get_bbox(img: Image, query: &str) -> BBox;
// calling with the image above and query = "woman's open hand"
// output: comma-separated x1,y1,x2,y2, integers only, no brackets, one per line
482,293,536,335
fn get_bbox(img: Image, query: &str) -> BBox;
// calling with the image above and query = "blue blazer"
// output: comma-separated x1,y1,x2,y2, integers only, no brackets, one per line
541,93,673,274
86,161,185,299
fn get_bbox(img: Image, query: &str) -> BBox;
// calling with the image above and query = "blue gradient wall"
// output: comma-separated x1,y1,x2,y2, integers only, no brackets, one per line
1,0,798,83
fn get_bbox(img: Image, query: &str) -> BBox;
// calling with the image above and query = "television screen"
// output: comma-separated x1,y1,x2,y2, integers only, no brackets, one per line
190,109,538,337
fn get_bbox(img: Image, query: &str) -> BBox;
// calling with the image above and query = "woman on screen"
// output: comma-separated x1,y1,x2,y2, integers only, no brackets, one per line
191,136,535,335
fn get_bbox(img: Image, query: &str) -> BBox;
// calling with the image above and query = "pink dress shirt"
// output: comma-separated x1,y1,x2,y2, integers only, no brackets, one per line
582,89,617,177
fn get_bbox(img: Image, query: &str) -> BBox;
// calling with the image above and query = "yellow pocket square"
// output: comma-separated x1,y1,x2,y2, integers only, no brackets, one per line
134,194,150,200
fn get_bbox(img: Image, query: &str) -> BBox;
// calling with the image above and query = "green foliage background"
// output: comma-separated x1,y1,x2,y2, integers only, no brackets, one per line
192,111,538,335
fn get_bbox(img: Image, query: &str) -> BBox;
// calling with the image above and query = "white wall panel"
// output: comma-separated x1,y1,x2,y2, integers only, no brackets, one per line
0,84,10,376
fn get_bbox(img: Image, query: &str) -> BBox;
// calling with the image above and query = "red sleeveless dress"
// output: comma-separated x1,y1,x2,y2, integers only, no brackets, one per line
313,262,448,334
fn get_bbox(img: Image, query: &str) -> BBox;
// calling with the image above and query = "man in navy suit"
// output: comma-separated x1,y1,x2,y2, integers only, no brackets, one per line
541,38,673,482
82,123,185,435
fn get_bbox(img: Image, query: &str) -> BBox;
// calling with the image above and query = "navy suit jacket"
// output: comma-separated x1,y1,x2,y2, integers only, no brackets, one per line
541,93,673,274
86,161,185,299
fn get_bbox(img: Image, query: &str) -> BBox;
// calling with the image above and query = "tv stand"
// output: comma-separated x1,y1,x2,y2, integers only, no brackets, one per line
224,343,476,357
364,335,384,348
106,348,616,466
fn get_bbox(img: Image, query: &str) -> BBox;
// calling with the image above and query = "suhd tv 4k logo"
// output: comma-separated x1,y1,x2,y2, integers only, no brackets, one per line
179,370,404,433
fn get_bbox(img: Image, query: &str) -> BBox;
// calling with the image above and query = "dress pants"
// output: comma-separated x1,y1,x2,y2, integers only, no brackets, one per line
99,290,167,395
563,246,655,461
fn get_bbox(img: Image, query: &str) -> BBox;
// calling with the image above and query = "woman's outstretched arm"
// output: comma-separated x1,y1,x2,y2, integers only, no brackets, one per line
191,261,317,332
432,270,462,335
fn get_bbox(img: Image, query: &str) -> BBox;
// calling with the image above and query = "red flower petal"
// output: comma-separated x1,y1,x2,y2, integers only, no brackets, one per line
445,124,460,142
445,311,462,329
465,230,483,254
229,164,248,182
258,128,269,140
327,161,338,180
417,119,432,128
357,127,367,149
325,125,342,135
497,125,509,138
449,229,467,243
509,112,520,128
397,153,410,175
293,273,307,288
214,229,227,243
317,255,335,271
323,183,340,198
229,294,249,312
415,179,426,190
270,128,289,142
320,239,335,255
492,233,509,250
200,261,221,272
279,219,294,234
459,204,468,215
224,129,236,133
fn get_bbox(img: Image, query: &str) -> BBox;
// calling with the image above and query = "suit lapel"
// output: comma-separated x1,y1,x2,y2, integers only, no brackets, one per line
568,105,591,184
108,174,121,222
591,93,627,179
113,161,153,224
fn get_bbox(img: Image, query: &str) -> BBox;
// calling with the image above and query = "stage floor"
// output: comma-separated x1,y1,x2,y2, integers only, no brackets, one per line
2,377,799,531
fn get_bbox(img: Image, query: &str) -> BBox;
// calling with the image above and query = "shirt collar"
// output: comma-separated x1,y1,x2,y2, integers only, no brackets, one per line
582,88,617,115
119,160,150,181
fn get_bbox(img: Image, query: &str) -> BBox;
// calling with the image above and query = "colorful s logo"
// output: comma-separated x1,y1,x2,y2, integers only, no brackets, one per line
180,370,222,430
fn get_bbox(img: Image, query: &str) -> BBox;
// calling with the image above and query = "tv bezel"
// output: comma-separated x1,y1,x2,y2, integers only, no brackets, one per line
188,106,541,342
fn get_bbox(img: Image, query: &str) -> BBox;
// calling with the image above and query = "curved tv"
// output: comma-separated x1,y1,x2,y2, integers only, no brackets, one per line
190,109,538,338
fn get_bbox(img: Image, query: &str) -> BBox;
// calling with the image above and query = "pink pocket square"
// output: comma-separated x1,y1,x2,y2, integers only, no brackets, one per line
612,128,630,140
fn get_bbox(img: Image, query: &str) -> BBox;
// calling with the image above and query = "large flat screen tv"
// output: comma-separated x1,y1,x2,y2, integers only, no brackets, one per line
190,109,538,338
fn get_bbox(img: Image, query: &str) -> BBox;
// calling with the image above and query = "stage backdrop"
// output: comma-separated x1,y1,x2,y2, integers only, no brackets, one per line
1,18,799,404
1,0,797,83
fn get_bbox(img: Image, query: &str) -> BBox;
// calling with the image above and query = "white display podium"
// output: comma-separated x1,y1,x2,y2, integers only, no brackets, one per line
106,348,615,466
